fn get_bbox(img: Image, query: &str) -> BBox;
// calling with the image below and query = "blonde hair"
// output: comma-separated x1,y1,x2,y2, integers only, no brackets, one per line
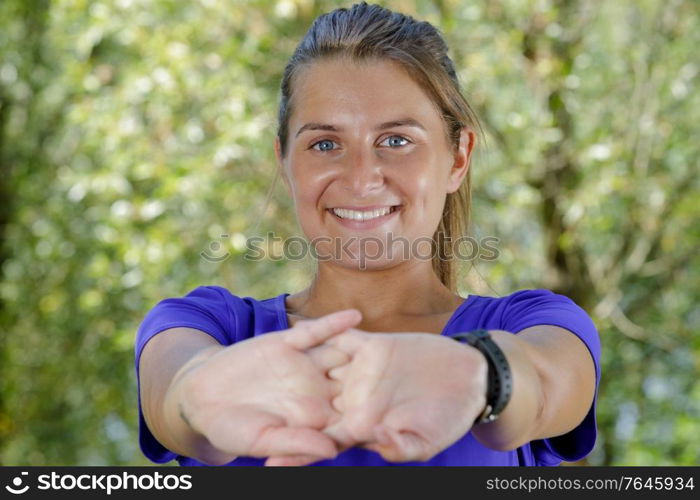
275,2,482,291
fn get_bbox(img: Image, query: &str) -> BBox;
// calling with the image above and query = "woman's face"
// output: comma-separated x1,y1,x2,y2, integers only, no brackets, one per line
275,57,473,270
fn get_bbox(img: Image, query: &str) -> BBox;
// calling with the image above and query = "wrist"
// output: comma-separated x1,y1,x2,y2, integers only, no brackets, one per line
162,361,204,447
470,348,490,426
162,346,237,464
451,329,513,425
166,345,224,436
170,345,225,389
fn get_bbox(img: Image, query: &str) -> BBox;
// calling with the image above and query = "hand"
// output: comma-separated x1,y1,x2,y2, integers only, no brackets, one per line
323,330,489,462
166,309,361,463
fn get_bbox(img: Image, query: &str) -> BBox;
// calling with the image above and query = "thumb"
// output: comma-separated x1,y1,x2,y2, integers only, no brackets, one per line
364,424,432,463
283,309,362,350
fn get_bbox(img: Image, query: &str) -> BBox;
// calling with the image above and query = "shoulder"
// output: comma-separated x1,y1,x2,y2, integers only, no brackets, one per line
495,288,601,364
137,286,286,349
173,286,291,339
164,285,245,331
498,288,596,330
498,287,570,307
462,288,599,356
178,285,248,314
464,288,582,324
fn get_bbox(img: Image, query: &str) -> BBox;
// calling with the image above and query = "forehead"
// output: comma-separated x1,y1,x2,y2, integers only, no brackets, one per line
289,57,443,130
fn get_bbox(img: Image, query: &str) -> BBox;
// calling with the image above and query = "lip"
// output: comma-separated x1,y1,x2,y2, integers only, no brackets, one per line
328,205,400,211
327,205,401,230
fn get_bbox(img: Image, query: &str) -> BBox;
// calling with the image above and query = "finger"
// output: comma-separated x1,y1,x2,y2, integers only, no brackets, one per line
374,423,396,447
322,402,385,449
201,408,336,459
322,419,356,449
324,407,343,428
331,394,343,413
365,424,431,462
328,379,343,399
326,400,389,447
328,364,349,381
265,455,325,467
284,309,362,350
306,345,351,372
251,426,339,459
325,330,368,357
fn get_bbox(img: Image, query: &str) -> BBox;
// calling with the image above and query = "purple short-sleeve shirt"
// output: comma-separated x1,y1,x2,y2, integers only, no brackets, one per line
135,286,601,466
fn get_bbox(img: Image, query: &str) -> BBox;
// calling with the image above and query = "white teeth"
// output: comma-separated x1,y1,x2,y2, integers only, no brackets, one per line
332,206,394,221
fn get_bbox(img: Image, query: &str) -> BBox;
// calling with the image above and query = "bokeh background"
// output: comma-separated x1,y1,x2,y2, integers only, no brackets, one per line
0,0,698,466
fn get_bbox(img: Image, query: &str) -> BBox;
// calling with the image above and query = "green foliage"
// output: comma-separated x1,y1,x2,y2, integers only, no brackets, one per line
0,0,697,465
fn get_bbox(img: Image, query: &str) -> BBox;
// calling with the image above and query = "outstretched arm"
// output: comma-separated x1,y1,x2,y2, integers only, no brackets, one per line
323,326,595,463
139,309,361,465
140,328,233,464
471,325,596,452
265,324,597,465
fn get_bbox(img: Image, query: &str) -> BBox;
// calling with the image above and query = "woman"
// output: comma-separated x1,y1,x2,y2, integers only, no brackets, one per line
135,2,600,466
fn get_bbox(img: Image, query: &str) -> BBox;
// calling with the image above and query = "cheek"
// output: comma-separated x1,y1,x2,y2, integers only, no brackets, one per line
401,163,449,231
407,165,445,206
287,165,329,213
299,177,325,202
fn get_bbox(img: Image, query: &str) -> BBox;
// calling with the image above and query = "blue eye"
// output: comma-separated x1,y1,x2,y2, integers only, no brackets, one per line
311,139,337,152
381,135,409,148
310,136,410,152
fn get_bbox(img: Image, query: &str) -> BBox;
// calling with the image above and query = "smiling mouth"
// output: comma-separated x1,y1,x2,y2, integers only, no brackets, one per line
328,205,401,221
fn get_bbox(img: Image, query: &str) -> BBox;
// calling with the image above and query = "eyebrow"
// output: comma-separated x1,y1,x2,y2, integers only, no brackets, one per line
295,118,426,138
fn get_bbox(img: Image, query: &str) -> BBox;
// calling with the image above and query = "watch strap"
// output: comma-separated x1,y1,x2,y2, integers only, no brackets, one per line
451,329,512,423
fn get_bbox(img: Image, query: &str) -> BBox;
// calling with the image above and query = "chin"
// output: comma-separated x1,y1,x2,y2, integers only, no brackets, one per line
326,256,406,272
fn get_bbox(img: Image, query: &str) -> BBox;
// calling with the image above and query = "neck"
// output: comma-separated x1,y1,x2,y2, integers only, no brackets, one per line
286,259,463,325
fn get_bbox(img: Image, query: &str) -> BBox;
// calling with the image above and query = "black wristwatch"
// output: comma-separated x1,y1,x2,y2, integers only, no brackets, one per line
451,329,512,423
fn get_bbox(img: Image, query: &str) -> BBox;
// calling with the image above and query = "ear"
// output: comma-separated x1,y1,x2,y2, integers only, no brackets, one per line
274,136,292,196
446,128,475,194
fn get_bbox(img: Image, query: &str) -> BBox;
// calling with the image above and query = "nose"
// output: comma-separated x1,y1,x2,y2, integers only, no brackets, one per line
340,146,385,196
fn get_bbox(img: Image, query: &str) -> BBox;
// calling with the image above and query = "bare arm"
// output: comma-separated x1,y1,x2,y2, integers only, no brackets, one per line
267,324,597,466
471,325,597,451
138,310,362,465
138,327,235,465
